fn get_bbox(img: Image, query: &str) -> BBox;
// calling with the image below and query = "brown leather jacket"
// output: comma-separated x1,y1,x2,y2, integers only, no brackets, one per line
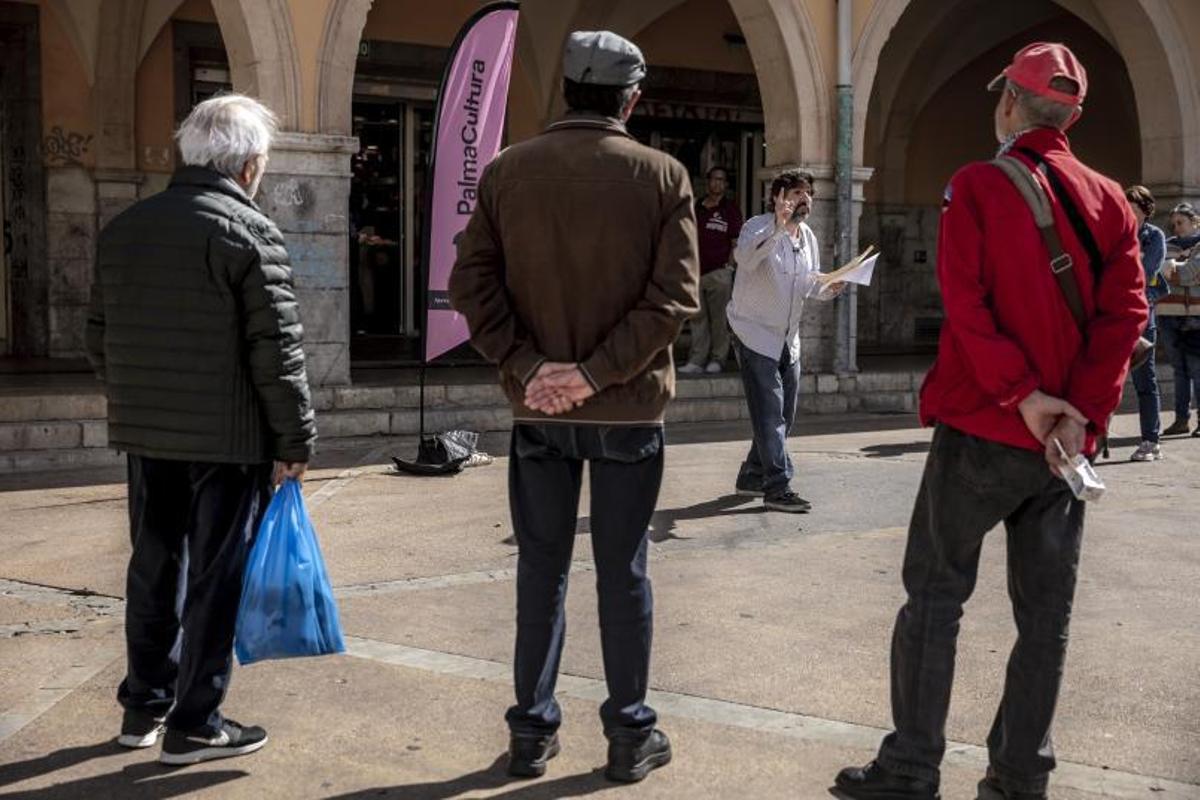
449,113,700,424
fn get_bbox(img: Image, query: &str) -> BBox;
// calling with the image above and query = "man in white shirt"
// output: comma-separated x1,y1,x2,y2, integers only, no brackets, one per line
728,168,843,512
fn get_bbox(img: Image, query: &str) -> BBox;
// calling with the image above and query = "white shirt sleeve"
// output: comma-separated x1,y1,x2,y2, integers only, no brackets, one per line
733,215,783,273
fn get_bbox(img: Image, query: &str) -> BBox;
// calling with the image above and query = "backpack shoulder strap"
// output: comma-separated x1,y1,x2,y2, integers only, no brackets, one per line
1015,145,1104,281
991,154,1087,334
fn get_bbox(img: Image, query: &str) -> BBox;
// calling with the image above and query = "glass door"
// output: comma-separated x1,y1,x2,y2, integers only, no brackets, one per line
350,98,435,363
0,107,9,355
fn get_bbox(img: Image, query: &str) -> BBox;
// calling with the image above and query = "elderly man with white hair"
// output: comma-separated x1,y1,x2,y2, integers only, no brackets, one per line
85,94,315,766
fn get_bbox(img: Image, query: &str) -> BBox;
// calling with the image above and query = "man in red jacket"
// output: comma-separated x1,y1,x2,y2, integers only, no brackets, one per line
836,43,1146,800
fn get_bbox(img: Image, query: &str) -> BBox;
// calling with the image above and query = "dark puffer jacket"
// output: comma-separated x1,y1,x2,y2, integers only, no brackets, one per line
85,166,316,464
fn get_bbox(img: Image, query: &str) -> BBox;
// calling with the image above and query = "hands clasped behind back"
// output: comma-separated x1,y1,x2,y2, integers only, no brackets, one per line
524,362,597,416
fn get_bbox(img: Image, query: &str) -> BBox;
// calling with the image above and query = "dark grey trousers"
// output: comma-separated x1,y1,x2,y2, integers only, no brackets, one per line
877,425,1086,794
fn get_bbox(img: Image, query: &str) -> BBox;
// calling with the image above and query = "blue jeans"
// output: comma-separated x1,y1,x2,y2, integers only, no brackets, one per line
1159,316,1200,420
1131,325,1160,442
505,424,663,742
735,337,800,498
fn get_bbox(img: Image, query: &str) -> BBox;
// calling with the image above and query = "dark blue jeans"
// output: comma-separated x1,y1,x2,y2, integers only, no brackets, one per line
505,424,663,742
1132,324,1160,442
877,426,1085,794
1160,315,1200,421
735,338,800,498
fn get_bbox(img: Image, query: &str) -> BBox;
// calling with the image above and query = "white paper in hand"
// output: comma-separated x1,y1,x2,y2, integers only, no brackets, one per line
833,254,878,286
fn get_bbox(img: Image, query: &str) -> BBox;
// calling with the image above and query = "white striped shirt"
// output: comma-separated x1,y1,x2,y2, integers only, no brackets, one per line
726,214,834,362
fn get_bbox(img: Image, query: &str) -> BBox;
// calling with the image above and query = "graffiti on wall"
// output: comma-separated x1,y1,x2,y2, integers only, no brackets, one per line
272,178,306,207
42,127,93,167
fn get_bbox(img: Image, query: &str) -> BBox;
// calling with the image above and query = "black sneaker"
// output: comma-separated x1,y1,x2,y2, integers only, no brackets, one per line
763,491,812,513
834,760,941,799
605,729,672,783
735,476,764,498
117,708,166,749
159,719,268,766
507,733,560,778
1163,418,1191,436
976,771,1047,800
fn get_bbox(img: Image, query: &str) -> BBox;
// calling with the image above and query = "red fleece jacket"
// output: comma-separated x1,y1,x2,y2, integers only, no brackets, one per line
919,127,1147,454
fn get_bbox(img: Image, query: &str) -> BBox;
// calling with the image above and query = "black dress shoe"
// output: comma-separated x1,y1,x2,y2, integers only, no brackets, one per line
834,760,941,799
976,771,1047,800
507,733,560,778
605,729,672,783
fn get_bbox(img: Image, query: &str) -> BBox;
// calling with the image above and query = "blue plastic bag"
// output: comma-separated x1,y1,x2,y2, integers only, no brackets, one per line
234,479,345,665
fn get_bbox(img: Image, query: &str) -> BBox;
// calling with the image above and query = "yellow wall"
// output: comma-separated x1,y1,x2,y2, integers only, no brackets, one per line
802,0,835,93
361,0,482,45
39,2,95,169
635,0,754,74
136,22,176,173
287,0,330,131
852,0,878,52
172,0,217,24
900,17,1140,205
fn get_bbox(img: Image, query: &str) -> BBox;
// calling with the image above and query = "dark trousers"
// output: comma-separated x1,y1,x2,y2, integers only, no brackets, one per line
1160,315,1200,420
877,425,1085,793
735,338,800,498
505,424,664,742
1132,324,1160,443
118,455,272,733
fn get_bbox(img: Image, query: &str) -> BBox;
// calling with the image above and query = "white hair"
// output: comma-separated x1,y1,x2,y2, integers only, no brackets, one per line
176,94,278,179
1005,79,1078,130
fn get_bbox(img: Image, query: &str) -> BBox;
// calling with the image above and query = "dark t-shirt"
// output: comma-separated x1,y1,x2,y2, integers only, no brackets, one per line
696,198,743,274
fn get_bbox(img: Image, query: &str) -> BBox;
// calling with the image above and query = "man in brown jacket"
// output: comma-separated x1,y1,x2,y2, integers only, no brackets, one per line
449,30,699,785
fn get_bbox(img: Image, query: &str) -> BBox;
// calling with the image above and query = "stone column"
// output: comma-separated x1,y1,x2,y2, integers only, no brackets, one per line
257,131,357,387
95,170,144,228
43,167,93,359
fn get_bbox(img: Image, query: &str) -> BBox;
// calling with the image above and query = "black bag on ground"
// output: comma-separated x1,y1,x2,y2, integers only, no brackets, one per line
392,430,482,476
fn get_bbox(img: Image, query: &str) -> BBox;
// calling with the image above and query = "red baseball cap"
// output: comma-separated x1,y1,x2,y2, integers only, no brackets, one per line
987,42,1087,106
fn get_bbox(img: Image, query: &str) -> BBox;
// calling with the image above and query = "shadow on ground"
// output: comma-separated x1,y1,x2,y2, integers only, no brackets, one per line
859,441,930,458
325,754,615,799
575,494,765,543
0,740,246,798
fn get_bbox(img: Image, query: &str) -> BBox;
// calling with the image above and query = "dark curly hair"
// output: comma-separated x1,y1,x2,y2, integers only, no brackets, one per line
769,169,816,207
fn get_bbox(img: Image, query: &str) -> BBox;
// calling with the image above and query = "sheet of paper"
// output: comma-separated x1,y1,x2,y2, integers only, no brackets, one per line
820,253,878,286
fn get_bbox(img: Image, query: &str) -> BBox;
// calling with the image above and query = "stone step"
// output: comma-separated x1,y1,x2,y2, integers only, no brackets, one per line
0,370,1170,473
0,392,106,423
0,419,108,451
0,446,125,474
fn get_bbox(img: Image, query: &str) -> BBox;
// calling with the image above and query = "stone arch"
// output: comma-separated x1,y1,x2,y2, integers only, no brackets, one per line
545,0,827,166
315,0,372,135
42,0,96,85
209,0,302,129
93,0,145,173
852,0,1200,193
726,0,828,166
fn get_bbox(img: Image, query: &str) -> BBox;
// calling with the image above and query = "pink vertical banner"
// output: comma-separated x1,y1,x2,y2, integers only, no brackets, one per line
423,1,520,362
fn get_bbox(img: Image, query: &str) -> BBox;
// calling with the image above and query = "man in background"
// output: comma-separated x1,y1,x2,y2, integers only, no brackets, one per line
679,166,742,375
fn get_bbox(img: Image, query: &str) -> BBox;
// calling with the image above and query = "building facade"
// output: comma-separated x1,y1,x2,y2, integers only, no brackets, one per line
2,0,1198,385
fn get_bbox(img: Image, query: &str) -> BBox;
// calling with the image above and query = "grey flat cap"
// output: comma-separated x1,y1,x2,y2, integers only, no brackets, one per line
563,30,646,86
